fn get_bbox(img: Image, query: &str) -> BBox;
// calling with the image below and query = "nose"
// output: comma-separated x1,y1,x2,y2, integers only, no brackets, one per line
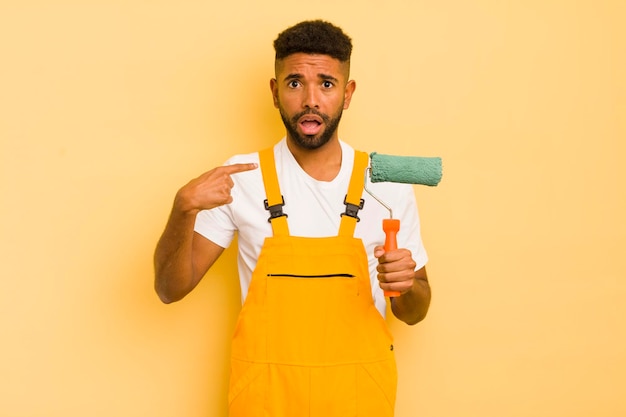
302,85,320,109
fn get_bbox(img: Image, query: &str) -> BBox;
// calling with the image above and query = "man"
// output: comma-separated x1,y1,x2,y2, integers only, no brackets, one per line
154,20,431,416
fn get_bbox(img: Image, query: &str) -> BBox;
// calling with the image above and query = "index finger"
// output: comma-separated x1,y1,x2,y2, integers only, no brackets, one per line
222,162,258,174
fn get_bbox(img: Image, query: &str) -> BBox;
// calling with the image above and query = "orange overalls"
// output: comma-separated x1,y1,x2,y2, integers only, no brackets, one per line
228,148,397,417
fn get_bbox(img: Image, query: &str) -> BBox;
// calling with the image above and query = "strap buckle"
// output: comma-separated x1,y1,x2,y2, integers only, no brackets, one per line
341,195,365,222
264,196,288,223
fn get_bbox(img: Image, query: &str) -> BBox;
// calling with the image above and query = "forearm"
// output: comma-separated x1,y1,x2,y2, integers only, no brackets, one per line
390,267,431,325
154,206,201,304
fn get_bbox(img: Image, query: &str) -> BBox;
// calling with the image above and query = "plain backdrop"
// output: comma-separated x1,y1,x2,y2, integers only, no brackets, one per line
1,1,625,416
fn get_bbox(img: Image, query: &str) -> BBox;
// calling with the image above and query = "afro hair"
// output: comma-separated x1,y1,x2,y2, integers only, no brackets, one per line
273,20,353,62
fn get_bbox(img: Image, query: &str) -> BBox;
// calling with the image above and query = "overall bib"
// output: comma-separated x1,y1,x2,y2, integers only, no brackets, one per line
228,148,397,417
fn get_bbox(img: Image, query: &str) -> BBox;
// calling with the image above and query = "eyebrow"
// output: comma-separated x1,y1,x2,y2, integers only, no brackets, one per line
283,73,339,83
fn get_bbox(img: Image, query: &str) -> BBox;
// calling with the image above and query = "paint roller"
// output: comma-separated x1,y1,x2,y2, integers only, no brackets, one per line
365,152,443,297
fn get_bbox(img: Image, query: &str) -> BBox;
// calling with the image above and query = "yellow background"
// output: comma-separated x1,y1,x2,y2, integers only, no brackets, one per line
1,1,625,416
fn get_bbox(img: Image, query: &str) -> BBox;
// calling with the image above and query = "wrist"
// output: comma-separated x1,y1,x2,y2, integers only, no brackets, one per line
173,190,201,216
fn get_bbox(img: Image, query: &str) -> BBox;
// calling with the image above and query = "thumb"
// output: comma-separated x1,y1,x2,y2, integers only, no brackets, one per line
374,245,385,259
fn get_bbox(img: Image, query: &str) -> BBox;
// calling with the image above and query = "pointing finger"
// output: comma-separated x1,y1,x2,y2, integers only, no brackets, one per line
222,162,258,175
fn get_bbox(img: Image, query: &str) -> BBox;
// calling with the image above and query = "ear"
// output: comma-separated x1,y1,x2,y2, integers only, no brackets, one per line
270,78,279,108
343,80,356,109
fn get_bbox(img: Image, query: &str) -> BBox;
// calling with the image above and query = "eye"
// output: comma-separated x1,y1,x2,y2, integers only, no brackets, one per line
288,80,301,88
322,81,334,88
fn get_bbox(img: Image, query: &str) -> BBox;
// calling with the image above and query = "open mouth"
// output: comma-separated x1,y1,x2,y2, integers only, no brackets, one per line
298,114,323,135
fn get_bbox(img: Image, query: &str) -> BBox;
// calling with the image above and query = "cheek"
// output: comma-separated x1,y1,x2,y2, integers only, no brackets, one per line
276,92,300,112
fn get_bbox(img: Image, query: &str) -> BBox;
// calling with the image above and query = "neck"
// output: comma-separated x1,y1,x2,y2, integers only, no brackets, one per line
286,137,342,182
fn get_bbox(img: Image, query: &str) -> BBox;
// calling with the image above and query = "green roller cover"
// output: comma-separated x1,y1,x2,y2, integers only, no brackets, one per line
369,152,442,186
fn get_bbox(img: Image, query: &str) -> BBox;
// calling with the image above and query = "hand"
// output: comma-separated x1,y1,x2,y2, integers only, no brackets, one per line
174,163,258,214
374,246,417,295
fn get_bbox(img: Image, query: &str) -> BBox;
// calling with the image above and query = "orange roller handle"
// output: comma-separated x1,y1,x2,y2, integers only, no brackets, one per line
382,218,401,298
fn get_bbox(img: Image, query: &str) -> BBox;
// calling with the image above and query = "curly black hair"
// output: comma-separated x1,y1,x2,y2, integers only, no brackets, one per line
273,20,353,62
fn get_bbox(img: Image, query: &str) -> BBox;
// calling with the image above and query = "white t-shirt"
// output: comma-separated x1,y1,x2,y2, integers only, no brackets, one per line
195,139,428,317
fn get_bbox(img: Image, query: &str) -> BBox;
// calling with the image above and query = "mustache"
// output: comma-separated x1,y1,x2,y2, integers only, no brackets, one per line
290,109,330,124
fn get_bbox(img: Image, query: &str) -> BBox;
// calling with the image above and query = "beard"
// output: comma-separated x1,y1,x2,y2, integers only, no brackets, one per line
279,106,343,150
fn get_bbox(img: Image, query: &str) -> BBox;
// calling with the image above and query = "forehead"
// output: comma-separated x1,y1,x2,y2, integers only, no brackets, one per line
275,53,349,80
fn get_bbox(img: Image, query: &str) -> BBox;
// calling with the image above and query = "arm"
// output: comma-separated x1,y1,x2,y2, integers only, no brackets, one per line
374,247,431,325
154,163,258,304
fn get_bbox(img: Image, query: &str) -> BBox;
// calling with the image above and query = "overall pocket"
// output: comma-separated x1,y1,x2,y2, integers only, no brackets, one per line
228,360,267,416
356,359,398,416
267,273,355,278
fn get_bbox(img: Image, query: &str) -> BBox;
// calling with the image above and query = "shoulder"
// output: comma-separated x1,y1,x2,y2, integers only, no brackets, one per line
224,150,260,166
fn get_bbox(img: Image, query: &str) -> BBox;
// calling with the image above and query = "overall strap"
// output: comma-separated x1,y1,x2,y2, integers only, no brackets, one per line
338,150,369,238
259,147,290,237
